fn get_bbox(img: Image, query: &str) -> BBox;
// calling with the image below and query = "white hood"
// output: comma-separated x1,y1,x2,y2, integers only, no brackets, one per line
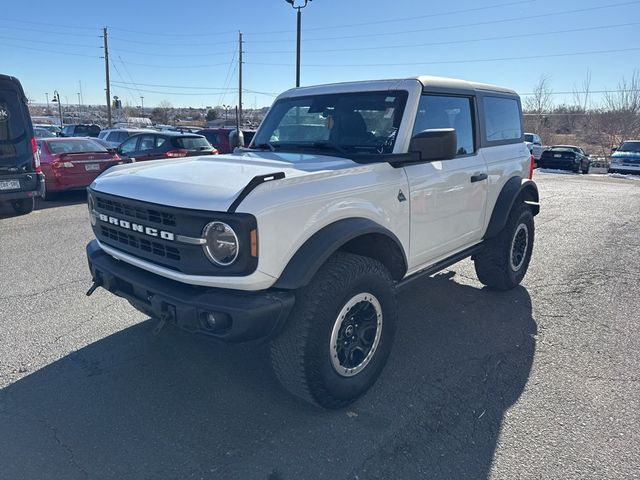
90,151,360,211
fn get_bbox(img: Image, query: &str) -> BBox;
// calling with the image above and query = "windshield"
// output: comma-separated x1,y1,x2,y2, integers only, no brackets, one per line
252,90,408,157
524,134,534,142
46,139,107,154
617,141,640,153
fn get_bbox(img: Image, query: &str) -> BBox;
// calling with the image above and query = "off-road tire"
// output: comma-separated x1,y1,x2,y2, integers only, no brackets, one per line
474,203,534,291
270,252,397,409
11,198,34,215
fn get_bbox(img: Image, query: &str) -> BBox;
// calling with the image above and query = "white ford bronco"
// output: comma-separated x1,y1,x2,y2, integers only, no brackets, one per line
86,76,539,408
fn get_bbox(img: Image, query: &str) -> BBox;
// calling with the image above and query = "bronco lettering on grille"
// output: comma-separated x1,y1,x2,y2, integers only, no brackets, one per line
98,213,175,241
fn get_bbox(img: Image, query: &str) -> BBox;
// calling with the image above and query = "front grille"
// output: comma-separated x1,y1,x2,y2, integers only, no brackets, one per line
100,225,181,261
90,190,258,276
96,196,176,227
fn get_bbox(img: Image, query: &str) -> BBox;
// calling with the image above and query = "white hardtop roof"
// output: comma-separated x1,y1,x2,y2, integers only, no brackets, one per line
279,75,516,98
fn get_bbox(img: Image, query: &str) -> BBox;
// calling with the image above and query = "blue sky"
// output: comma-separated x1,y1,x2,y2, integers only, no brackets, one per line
1,0,639,108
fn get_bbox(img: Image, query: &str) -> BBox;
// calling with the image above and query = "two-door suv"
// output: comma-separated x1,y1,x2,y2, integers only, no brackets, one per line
85,76,539,408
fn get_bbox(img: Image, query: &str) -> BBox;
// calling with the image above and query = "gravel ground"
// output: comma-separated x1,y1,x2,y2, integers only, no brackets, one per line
0,171,638,480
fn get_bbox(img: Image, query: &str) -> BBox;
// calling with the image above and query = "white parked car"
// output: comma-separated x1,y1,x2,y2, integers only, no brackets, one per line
85,76,539,408
525,132,544,161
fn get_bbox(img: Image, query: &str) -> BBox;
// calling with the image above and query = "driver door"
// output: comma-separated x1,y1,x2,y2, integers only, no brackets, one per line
404,94,488,270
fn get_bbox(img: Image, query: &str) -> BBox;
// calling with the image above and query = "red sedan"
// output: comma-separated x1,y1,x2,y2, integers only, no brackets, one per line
37,138,122,199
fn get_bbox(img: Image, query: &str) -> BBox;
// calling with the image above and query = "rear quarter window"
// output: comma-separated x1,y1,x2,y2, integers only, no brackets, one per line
0,86,29,160
175,136,211,150
483,96,522,143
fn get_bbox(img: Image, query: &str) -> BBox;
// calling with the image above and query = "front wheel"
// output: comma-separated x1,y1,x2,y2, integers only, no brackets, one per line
11,198,35,215
270,252,397,409
474,203,534,291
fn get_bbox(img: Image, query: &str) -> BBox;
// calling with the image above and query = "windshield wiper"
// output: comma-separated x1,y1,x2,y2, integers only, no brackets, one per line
310,141,349,155
251,142,276,151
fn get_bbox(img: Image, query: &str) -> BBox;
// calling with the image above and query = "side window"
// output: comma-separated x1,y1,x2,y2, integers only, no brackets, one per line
483,96,522,142
119,137,138,154
413,95,475,155
138,135,156,151
156,137,167,148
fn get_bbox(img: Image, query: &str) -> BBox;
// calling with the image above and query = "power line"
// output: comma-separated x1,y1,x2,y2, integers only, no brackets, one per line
110,61,138,105
0,17,98,31
117,56,144,101
0,42,99,58
108,35,238,47
110,53,233,69
111,81,239,91
108,47,236,58
0,34,100,50
0,25,99,38
247,22,640,54
108,26,240,38
111,83,275,97
247,47,640,68
250,0,640,44
219,50,239,106
244,0,534,36
520,89,640,96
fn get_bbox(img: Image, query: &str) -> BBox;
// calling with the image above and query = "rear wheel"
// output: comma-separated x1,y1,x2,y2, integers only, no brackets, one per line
11,198,34,215
474,203,534,290
270,252,397,409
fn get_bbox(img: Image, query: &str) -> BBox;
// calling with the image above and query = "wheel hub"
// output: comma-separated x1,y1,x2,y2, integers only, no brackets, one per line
330,293,383,377
510,223,529,271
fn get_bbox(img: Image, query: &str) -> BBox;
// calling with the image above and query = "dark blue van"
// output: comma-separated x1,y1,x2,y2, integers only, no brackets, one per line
0,74,45,215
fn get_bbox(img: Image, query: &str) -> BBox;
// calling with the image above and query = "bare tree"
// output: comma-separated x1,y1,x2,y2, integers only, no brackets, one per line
596,71,640,152
572,69,592,112
524,75,553,135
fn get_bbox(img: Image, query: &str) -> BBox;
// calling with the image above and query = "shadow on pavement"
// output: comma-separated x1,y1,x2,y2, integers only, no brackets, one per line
0,272,536,480
0,191,87,219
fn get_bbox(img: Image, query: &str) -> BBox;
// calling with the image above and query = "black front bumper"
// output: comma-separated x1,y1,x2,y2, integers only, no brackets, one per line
86,240,295,342
0,172,45,200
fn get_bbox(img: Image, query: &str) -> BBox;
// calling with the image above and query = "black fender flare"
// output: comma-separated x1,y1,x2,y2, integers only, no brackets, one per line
272,218,407,290
484,176,540,240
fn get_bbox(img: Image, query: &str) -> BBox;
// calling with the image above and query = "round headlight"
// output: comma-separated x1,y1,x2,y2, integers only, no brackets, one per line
202,221,239,266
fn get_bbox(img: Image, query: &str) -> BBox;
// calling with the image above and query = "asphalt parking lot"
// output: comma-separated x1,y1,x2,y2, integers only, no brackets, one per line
0,171,639,480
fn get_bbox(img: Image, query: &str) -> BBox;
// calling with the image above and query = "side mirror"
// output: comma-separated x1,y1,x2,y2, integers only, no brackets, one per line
611,147,618,153
229,129,245,150
408,128,457,162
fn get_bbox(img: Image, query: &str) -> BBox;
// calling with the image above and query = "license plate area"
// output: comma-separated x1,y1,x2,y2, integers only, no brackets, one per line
85,163,100,171
0,179,20,190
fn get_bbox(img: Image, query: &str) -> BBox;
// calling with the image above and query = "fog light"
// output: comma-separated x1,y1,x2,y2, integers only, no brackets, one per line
199,311,231,332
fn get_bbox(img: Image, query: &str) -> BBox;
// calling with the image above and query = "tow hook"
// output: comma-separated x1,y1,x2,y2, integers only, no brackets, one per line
85,281,101,297
152,307,175,336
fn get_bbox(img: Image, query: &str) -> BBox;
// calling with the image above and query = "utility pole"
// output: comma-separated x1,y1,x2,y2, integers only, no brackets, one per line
140,96,144,114
103,27,112,127
78,80,84,110
45,93,49,115
238,31,243,127
296,7,301,87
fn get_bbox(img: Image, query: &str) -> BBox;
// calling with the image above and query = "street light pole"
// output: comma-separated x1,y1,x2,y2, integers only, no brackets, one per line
285,0,312,88
45,93,49,115
52,90,63,127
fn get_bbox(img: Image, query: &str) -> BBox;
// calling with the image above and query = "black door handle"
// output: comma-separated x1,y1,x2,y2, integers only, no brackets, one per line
470,173,488,183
